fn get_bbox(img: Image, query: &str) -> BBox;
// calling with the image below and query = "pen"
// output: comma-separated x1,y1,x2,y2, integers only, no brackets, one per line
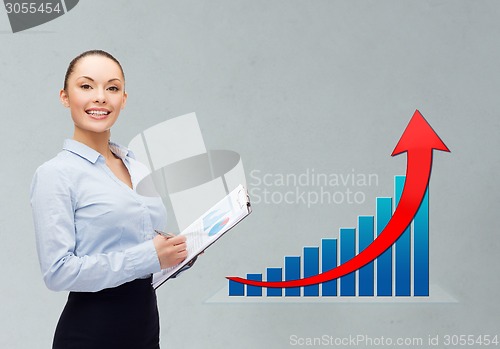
154,230,175,239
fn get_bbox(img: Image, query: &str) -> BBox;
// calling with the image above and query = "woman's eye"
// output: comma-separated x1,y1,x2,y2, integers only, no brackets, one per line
81,84,92,90
108,86,119,92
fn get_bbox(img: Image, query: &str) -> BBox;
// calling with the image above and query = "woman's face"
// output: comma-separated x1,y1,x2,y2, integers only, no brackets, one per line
60,55,127,136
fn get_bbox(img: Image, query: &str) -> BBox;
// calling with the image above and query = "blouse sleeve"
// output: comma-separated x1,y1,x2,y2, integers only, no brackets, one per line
30,163,161,292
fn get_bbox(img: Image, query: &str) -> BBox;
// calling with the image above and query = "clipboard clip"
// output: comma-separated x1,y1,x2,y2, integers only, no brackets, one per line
236,186,251,212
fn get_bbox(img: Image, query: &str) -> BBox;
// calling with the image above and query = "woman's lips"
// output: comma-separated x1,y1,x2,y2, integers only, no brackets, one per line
86,109,111,120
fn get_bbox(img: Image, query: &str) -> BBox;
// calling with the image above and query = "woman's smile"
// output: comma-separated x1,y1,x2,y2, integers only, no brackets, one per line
85,107,111,120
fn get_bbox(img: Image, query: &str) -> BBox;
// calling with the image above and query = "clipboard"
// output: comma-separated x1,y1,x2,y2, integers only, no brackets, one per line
152,184,251,289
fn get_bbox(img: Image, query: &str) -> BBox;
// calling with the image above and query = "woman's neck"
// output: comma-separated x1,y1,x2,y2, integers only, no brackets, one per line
73,128,114,160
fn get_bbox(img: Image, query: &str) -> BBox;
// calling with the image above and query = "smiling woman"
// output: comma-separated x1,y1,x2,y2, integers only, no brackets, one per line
30,50,188,349
60,52,127,148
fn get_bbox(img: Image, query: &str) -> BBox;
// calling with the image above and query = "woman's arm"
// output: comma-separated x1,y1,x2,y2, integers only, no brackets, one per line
30,164,163,292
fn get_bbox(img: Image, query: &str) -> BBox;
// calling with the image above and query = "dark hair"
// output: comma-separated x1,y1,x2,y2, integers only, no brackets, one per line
63,50,125,90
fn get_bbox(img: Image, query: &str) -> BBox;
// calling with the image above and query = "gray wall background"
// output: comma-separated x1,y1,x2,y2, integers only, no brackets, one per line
1,1,498,348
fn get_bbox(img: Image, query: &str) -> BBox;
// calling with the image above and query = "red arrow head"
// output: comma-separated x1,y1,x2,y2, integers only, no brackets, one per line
392,110,450,156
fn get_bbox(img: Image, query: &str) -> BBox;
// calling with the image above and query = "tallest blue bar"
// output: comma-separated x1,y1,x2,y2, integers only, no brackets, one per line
414,186,429,296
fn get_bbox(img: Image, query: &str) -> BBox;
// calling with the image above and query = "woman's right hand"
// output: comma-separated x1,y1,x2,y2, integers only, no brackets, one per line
153,234,188,269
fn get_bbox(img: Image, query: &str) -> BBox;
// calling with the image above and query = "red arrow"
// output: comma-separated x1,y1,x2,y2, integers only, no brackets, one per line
227,110,450,288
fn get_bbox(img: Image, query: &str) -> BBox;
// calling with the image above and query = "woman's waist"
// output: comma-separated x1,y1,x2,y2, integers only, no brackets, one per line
69,276,154,299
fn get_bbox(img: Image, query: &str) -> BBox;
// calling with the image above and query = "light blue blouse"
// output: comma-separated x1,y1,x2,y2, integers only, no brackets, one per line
30,139,167,292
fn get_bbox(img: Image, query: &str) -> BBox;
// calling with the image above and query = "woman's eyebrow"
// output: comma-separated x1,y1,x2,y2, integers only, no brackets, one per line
77,76,122,83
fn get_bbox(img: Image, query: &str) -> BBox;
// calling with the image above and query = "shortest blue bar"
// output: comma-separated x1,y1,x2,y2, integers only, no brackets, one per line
228,279,244,296
247,274,263,297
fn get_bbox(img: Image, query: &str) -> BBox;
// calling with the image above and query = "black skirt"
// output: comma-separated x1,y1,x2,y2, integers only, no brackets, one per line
53,277,160,349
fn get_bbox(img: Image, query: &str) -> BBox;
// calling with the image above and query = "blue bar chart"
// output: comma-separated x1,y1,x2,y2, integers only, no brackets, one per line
228,175,430,297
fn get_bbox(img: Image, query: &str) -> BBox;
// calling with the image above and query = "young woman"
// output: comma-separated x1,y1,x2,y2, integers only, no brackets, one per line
30,50,186,349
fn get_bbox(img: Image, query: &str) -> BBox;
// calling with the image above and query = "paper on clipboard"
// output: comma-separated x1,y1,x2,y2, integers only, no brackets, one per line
152,184,251,289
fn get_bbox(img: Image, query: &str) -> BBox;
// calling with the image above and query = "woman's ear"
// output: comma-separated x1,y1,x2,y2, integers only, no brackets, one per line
60,89,70,108
121,91,128,110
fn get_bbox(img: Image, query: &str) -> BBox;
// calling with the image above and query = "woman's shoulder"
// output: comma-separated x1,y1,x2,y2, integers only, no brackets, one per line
33,150,76,180
30,151,79,199
36,139,102,174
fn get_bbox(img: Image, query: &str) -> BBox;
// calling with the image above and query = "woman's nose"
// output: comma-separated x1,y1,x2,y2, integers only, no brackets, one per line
93,88,106,103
